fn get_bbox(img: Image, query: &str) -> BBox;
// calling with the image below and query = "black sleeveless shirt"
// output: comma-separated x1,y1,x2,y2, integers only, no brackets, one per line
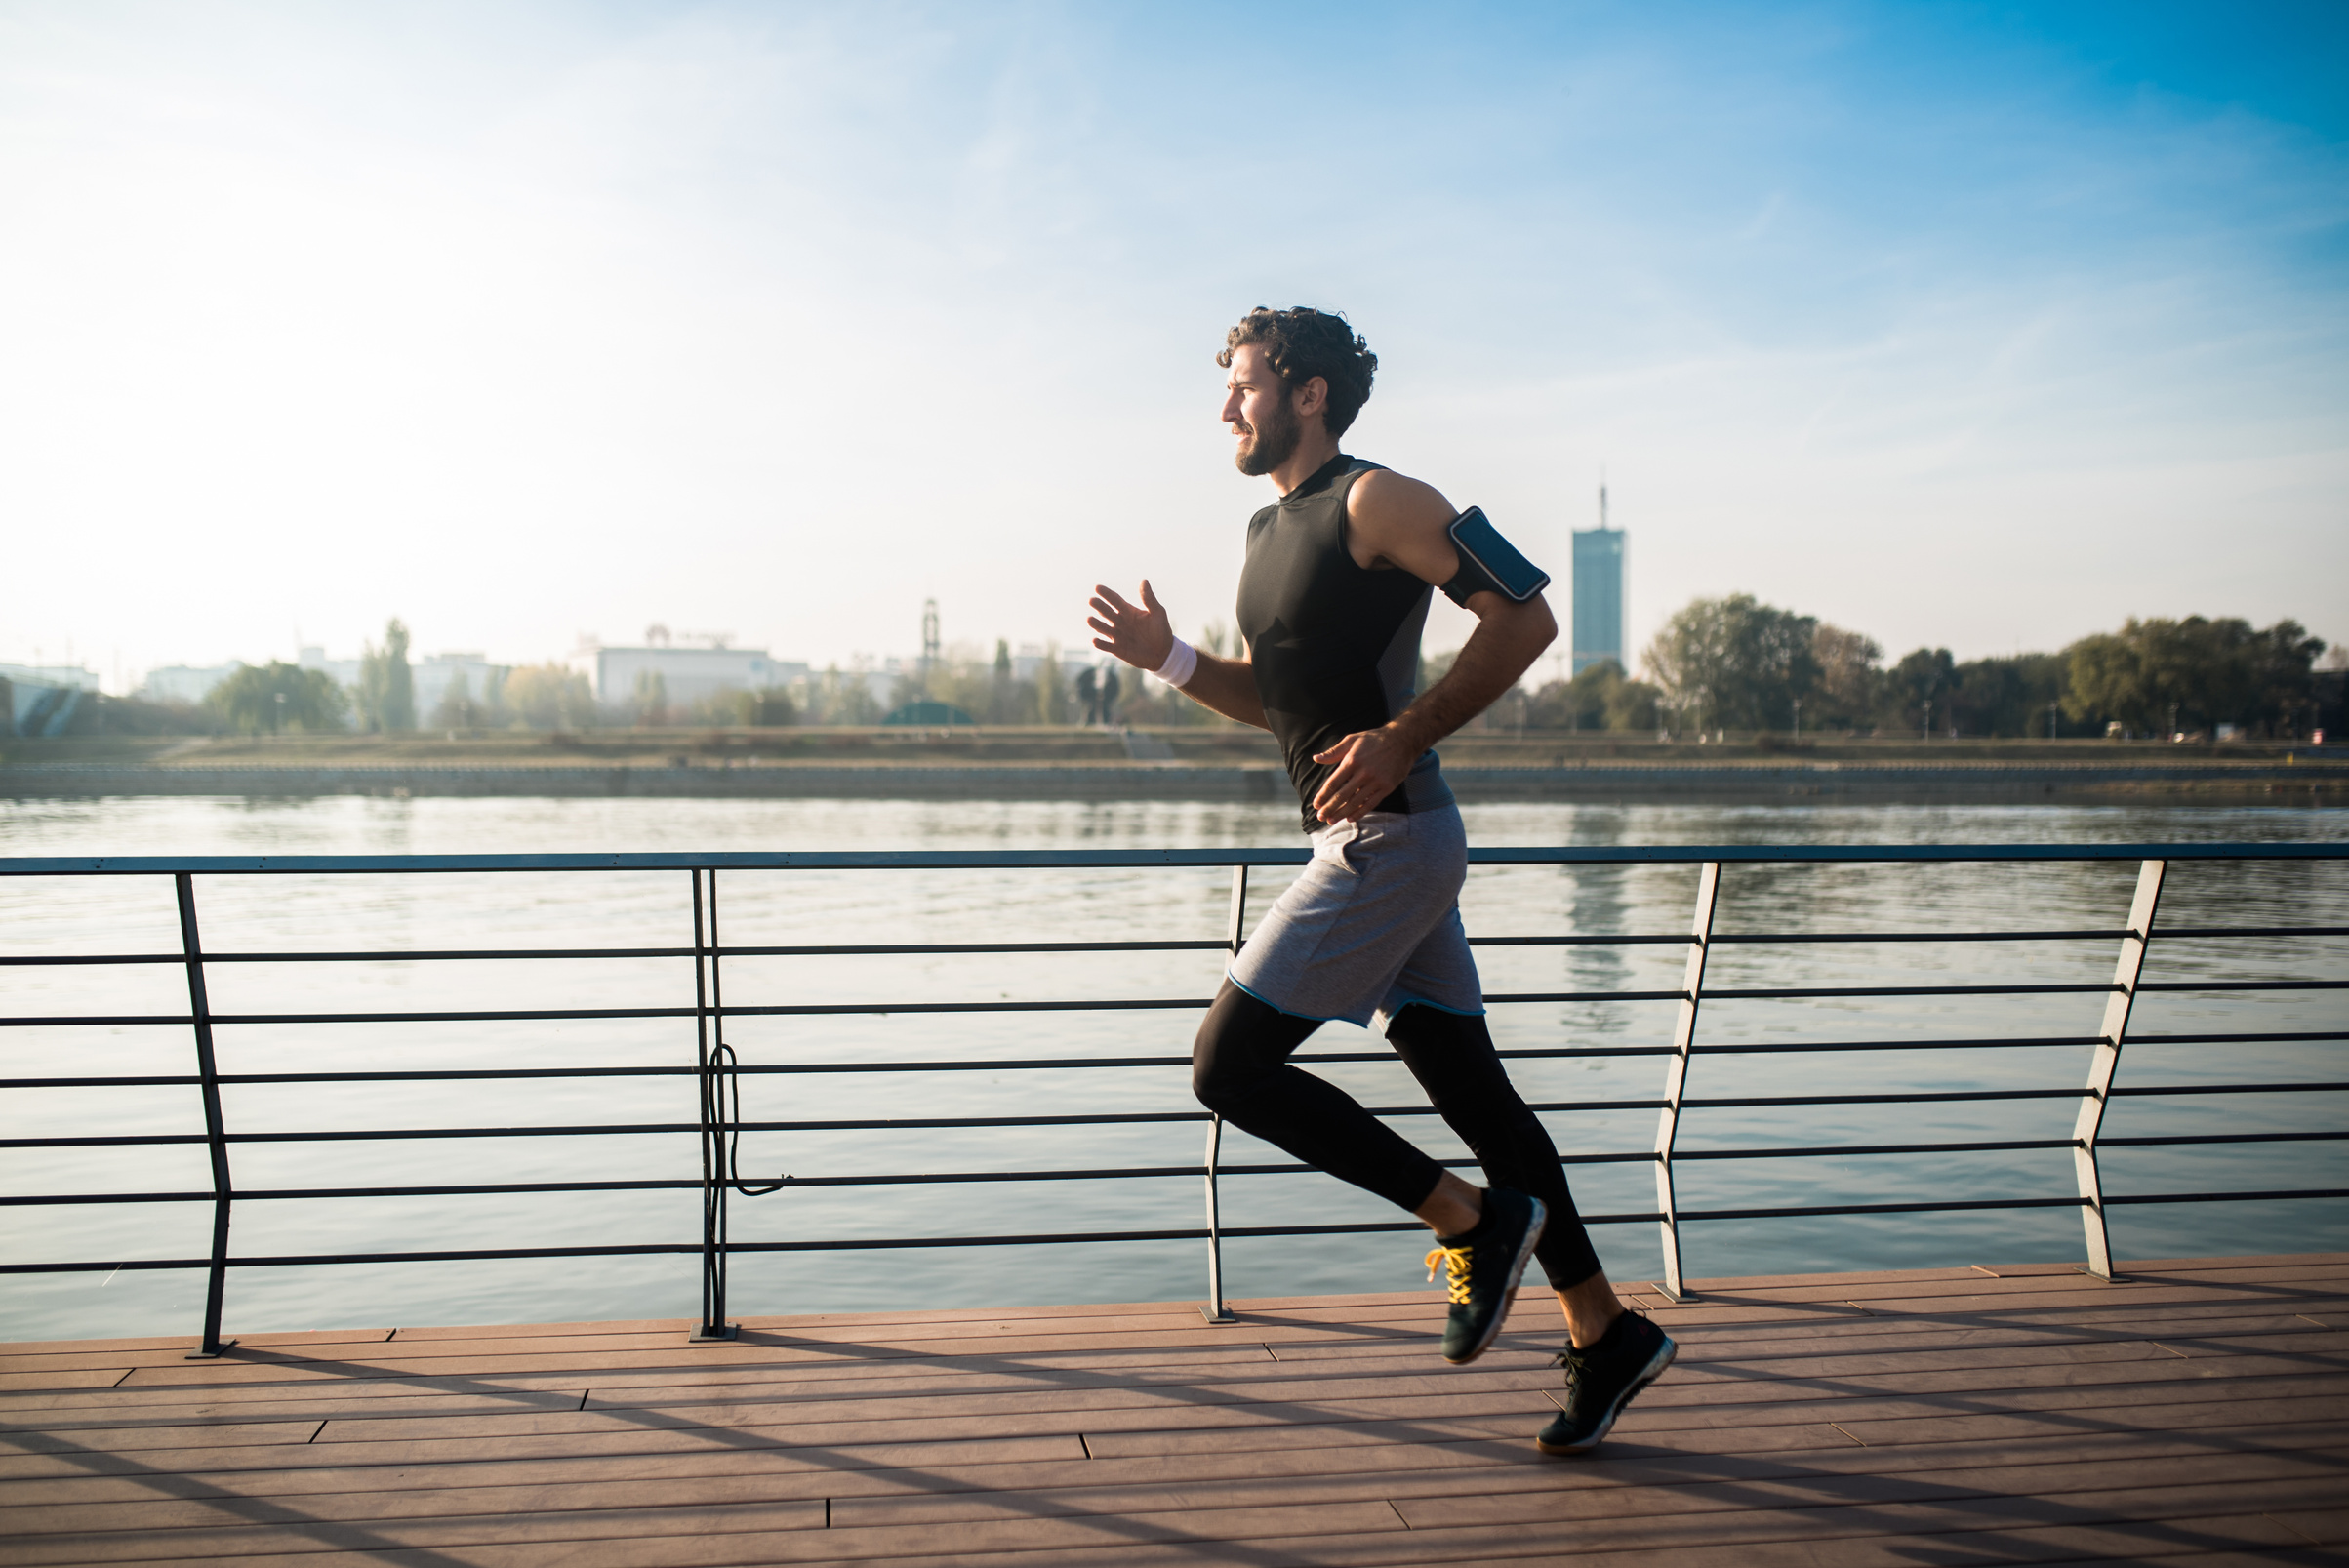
1235,454,1454,833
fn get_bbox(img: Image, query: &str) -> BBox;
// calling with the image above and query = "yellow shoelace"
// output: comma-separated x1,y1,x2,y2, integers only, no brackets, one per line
1425,1243,1474,1306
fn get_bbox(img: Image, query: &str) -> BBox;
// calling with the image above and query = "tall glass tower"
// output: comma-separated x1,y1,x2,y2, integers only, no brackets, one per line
1571,485,1625,674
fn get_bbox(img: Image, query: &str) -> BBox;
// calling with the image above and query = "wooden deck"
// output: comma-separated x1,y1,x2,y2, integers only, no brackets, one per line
1,1254,2342,1566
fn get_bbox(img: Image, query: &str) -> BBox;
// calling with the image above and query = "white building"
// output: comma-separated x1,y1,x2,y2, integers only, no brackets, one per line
138,664,236,704
587,643,804,708
299,646,364,692
412,653,506,720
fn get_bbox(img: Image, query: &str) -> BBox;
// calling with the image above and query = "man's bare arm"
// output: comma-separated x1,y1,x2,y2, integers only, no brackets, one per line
1304,471,1558,823
1088,581,1270,730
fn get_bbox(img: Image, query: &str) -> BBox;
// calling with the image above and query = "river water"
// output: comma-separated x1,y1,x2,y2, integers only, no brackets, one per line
3,794,2343,1342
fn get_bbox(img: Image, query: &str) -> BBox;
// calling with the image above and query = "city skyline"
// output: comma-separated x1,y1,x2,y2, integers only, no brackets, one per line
4,2,2343,681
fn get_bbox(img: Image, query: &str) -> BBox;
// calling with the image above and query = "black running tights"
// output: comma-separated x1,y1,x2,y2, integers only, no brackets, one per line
1191,981,1603,1290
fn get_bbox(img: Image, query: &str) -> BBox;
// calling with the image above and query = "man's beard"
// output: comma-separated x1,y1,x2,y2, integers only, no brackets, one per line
1233,399,1301,476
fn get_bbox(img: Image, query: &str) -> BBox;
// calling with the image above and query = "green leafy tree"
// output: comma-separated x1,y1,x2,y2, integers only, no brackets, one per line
1642,594,1820,732
1523,659,1662,732
731,687,797,727
355,618,415,732
1035,644,1069,724
207,662,349,735
1809,624,1881,730
506,663,597,730
1948,653,2068,738
2066,617,2325,737
631,669,668,727
1882,648,1957,735
431,670,483,730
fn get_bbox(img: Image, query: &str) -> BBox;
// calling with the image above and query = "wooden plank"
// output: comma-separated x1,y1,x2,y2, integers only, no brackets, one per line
11,1421,2345,1540
0,1499,830,1563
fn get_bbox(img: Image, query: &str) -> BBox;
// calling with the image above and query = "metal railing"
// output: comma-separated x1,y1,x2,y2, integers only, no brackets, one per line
2,842,2343,1353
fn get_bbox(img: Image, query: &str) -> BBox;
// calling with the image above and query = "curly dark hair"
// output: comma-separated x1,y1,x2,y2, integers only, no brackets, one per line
1217,306,1378,438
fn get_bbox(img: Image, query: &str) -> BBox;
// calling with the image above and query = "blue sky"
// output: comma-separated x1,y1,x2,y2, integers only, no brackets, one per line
2,0,2342,684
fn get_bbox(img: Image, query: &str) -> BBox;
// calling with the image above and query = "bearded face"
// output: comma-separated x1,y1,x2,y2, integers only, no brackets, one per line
1232,384,1302,476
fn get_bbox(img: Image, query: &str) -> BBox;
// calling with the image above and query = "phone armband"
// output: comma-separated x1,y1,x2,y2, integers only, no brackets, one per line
1441,507,1551,606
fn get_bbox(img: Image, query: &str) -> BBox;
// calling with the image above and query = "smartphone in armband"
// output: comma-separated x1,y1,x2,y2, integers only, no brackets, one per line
1445,507,1551,603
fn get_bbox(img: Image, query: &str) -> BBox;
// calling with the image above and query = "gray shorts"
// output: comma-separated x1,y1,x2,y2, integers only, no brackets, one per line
1228,805,1485,1028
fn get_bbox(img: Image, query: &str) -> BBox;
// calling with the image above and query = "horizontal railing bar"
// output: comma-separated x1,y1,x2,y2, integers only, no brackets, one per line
2126,1030,2347,1046
6,842,2345,876
2110,1081,2349,1097
2099,1131,2349,1147
16,972,2347,1031
8,925,2339,971
29,1126,2349,1211
2104,1188,2349,1205
1681,1088,2086,1108
2143,926,2349,939
1690,1035,2108,1056
15,1185,2347,1274
2135,980,2349,992
0,1100,1676,1149
19,1077,2346,1146
20,1130,2346,1208
0,1035,2133,1092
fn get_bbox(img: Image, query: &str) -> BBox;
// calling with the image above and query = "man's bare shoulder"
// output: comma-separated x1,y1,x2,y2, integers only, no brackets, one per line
1344,466,1461,581
1348,466,1455,531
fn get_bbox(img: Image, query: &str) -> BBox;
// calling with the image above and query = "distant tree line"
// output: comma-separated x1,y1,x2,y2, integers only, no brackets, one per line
1495,594,2330,739
114,603,2333,743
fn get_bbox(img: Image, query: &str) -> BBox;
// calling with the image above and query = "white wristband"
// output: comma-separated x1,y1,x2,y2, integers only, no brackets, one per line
1154,636,1199,689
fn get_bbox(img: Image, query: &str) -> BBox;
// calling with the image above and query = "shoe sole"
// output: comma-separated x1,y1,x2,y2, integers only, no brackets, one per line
1442,1197,1547,1366
1535,1332,1678,1455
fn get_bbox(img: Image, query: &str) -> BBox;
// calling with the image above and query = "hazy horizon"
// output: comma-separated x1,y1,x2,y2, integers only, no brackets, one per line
5,1,2343,691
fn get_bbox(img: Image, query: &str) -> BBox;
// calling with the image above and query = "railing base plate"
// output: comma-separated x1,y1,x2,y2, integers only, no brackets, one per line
1199,1306,1237,1325
184,1340,237,1360
689,1324,740,1343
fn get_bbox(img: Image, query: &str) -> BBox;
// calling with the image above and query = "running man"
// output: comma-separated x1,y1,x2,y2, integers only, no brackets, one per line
1088,306,1674,1455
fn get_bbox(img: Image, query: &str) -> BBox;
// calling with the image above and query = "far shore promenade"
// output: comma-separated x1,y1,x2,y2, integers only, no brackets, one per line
5,731,2343,806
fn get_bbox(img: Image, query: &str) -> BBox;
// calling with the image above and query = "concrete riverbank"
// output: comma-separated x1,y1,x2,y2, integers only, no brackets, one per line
5,757,2342,803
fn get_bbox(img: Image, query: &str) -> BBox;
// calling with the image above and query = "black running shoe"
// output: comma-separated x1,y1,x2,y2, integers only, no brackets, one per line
1536,1308,1677,1454
1424,1187,1547,1365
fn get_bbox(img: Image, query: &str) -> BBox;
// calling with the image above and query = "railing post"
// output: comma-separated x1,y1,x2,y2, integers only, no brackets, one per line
2076,859,2165,1281
174,873,236,1359
1653,862,1721,1304
1200,1114,1235,1324
691,868,737,1342
1195,864,1249,1324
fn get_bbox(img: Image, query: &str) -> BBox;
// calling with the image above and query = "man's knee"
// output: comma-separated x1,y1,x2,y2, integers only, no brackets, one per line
1193,981,1309,1111
1386,1002,1512,1106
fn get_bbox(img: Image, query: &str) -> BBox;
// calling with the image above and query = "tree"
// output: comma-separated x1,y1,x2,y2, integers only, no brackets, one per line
631,669,668,727
1948,653,2067,737
1642,594,1820,732
1035,644,1069,724
431,670,482,730
207,662,349,735
1809,624,1881,730
2066,617,2326,738
355,618,415,732
506,663,597,730
990,639,1020,724
730,687,797,727
1883,647,1957,736
1522,659,1662,732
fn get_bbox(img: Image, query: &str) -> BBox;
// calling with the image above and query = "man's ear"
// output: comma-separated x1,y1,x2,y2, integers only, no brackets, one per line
1293,375,1330,418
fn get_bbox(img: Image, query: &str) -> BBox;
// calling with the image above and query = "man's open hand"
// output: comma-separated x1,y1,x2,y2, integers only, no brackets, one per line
1088,581,1176,671
1310,726,1417,824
